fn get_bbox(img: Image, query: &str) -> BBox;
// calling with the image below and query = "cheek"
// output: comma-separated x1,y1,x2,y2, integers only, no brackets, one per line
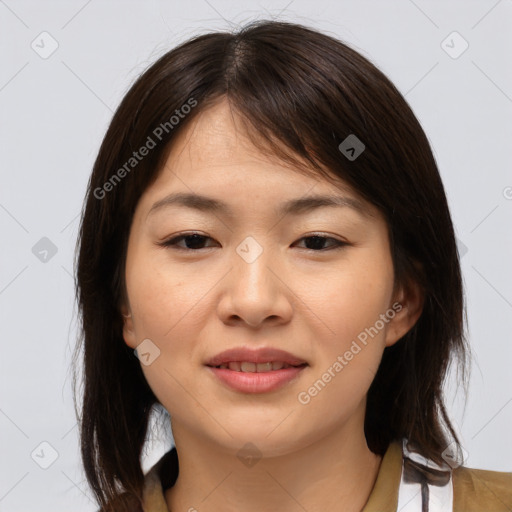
127,249,204,339
310,255,394,348
298,251,394,409
296,268,393,421
126,259,205,413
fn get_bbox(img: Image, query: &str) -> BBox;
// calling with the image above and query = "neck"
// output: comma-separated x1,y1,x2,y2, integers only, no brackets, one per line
164,418,382,512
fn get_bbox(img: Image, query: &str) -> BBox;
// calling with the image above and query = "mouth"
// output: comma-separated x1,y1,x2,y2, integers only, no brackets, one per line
204,347,308,393
205,346,308,369
209,361,308,372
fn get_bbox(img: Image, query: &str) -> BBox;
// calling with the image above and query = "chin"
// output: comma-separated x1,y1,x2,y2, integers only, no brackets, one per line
209,423,309,459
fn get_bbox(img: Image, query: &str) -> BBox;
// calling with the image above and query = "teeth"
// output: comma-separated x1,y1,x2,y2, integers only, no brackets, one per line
241,362,257,372
258,362,273,372
216,361,296,372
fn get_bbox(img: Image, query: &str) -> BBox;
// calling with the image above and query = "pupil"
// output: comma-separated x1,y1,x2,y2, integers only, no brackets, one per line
306,236,325,250
186,234,205,249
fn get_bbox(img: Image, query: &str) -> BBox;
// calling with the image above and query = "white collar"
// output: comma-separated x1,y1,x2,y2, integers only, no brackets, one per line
397,438,454,512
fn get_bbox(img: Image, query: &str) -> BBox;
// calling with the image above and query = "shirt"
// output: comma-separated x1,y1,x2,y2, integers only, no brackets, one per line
123,439,512,511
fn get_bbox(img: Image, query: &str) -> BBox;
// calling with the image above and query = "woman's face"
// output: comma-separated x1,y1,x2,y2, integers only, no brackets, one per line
121,98,420,456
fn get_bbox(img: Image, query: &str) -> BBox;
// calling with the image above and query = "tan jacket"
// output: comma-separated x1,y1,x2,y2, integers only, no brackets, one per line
126,441,512,511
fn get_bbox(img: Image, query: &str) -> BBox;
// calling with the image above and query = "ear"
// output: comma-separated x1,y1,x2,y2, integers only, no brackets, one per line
384,277,424,348
120,304,137,349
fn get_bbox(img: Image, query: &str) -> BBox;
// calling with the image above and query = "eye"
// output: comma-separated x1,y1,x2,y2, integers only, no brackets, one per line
158,233,217,251
294,234,348,251
157,233,348,252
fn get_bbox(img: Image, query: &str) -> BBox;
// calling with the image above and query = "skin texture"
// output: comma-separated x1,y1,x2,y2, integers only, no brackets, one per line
121,98,423,512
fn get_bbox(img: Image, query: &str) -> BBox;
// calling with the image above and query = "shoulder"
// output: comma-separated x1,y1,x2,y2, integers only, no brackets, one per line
452,465,512,512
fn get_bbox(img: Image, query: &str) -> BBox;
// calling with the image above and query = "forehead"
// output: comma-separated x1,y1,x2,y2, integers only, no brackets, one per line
164,98,308,180
139,98,379,221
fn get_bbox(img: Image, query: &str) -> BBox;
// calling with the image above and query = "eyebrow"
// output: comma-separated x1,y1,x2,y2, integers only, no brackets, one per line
147,192,372,220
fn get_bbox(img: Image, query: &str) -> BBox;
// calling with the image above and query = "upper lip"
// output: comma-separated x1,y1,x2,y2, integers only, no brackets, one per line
205,347,308,367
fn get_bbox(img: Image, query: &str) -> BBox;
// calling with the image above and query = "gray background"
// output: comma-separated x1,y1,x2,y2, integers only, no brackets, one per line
1,0,511,510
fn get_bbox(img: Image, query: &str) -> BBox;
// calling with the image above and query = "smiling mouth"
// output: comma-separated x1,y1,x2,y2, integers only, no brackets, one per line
210,361,308,372
206,360,308,393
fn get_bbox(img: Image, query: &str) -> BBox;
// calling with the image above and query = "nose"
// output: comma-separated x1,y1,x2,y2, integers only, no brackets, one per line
216,243,293,328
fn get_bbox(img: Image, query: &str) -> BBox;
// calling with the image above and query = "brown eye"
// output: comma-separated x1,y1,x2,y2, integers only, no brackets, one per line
158,233,347,252
159,233,217,251
294,235,347,251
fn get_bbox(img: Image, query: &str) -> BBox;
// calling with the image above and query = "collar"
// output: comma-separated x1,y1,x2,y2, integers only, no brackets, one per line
142,440,408,512
361,440,403,511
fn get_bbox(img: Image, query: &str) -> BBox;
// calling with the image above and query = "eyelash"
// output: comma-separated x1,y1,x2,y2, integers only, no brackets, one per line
157,232,348,252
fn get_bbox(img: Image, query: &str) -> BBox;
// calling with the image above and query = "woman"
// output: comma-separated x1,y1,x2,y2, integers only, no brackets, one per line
72,20,512,512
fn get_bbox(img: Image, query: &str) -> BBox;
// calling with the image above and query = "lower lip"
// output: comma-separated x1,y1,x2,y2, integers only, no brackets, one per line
206,365,307,393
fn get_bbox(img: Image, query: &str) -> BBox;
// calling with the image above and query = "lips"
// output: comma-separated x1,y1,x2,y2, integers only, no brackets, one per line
205,347,308,368
216,361,304,372
205,347,308,393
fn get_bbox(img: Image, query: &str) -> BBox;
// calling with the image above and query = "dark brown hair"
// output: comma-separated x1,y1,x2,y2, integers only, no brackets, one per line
72,19,469,511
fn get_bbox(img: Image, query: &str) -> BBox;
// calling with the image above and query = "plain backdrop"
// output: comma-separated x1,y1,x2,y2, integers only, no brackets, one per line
1,1,511,510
